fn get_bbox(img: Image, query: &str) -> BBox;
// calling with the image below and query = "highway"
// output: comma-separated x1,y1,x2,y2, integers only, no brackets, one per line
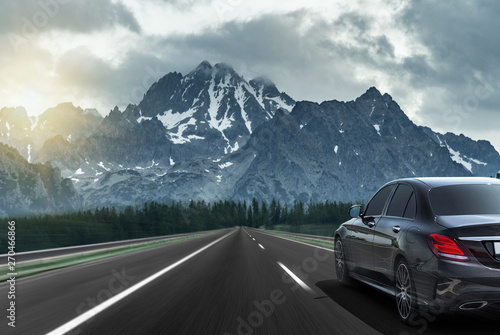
1,227,498,335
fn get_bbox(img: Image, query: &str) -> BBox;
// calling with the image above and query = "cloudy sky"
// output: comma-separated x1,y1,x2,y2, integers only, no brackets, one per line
1,0,499,150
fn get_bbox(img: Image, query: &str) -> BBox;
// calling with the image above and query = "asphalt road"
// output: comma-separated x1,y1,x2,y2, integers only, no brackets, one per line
1,227,498,335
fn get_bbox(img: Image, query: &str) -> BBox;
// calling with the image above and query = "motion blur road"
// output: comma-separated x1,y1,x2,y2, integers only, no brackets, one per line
1,227,497,334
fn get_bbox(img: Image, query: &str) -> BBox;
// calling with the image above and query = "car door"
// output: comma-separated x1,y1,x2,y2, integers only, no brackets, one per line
371,183,416,287
347,184,395,275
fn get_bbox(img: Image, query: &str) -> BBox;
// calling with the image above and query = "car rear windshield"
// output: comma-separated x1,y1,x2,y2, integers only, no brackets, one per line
429,184,500,215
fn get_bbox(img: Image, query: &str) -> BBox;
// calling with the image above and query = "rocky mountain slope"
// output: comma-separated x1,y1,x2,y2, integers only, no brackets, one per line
136,61,294,159
421,127,500,177
0,103,103,163
1,62,499,213
0,143,82,216
173,87,472,204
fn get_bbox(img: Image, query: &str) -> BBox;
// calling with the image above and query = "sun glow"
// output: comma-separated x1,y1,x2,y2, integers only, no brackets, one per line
16,90,45,116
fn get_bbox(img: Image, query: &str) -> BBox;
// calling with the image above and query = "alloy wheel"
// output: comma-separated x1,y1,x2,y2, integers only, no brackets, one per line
335,239,346,282
395,260,415,321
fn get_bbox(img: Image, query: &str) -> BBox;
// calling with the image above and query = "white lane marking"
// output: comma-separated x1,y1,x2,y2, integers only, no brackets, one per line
277,261,314,294
246,230,383,335
252,238,255,241
258,244,265,250
46,230,236,335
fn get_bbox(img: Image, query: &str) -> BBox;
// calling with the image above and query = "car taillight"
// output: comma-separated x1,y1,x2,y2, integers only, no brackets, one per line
428,234,469,262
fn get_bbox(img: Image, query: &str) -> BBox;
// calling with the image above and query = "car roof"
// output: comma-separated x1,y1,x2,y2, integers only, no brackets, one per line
393,177,500,188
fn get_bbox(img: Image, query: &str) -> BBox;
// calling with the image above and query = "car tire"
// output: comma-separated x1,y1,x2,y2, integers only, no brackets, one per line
334,238,355,286
395,259,419,323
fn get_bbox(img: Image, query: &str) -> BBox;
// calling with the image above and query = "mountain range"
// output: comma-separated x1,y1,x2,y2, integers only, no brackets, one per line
1,61,499,215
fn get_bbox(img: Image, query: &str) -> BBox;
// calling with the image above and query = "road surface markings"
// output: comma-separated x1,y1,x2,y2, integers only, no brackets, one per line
277,261,315,294
258,244,265,250
46,230,236,335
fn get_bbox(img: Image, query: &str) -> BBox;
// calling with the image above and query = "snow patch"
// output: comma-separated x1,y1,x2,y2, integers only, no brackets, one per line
39,120,48,130
207,77,232,132
216,175,222,183
219,162,233,169
98,162,110,171
334,145,338,154
137,116,152,123
435,134,446,147
470,158,487,166
235,84,252,134
31,117,39,131
339,129,345,134
170,157,175,166
267,96,294,113
75,168,84,175
27,144,32,163
224,143,239,154
373,124,381,136
446,145,472,172
168,117,202,144
158,109,196,130
136,160,156,170
188,135,205,140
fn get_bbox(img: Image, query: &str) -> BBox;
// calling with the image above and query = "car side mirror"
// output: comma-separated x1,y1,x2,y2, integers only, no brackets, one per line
348,205,362,218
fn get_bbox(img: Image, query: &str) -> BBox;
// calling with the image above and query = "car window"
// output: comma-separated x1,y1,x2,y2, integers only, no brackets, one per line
429,184,500,215
387,184,415,218
364,185,394,216
403,192,416,219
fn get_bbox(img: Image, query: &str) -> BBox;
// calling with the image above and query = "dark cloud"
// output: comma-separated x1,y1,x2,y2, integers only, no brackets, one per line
399,0,500,138
148,11,394,103
1,0,499,149
401,55,435,87
375,35,395,58
0,0,140,35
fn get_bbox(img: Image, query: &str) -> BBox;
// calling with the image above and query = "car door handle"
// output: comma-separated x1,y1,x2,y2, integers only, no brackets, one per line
392,226,401,233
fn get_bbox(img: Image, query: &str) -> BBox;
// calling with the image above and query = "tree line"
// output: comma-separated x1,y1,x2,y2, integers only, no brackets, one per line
1,199,355,252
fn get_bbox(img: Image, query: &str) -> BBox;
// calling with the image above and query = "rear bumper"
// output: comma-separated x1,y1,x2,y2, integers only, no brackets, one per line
435,278,500,311
413,259,500,314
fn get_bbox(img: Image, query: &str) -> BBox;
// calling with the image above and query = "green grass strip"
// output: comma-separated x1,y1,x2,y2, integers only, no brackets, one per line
0,232,212,281
263,230,336,249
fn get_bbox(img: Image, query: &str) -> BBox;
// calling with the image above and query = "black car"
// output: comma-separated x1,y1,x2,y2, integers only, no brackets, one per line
334,177,500,322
